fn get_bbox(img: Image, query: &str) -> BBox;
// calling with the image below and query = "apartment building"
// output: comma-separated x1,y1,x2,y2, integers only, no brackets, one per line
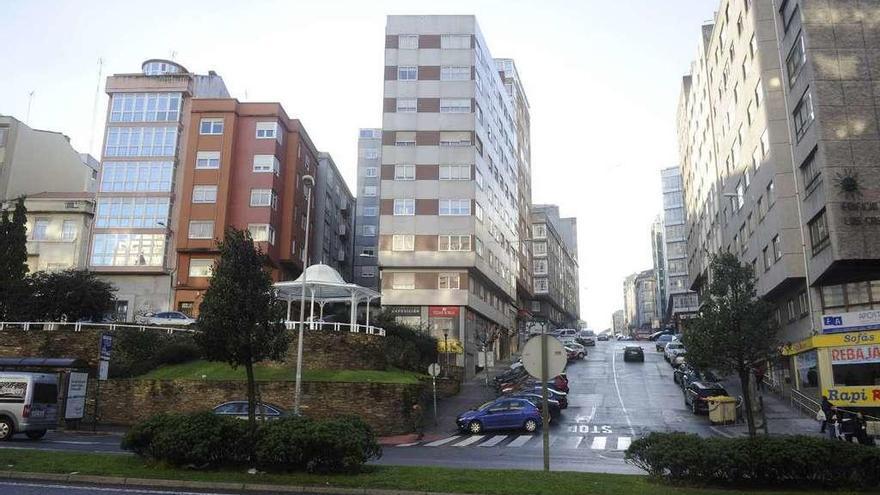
635,269,659,334
611,309,625,336
172,99,318,316
622,273,638,332
352,128,382,290
678,1,880,406
314,152,354,280
660,166,700,327
651,214,667,317
379,15,524,376
530,204,579,328
11,193,95,273
90,59,229,321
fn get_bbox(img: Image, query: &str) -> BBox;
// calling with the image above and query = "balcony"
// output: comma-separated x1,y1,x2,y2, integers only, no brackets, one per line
337,224,348,237
336,249,346,262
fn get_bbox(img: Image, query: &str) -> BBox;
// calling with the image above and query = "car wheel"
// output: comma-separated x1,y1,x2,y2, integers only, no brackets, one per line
0,418,13,441
524,419,538,432
691,401,698,415
25,429,46,440
578,353,585,359
468,420,483,434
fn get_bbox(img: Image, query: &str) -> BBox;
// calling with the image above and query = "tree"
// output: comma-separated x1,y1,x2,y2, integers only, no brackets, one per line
0,197,29,319
194,228,289,430
23,270,115,322
682,252,778,436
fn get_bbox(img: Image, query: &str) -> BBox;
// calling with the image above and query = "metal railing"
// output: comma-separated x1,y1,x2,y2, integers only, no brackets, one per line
0,321,193,335
283,321,385,336
790,387,821,417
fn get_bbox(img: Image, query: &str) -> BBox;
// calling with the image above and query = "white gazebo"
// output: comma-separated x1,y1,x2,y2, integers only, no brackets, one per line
273,264,383,335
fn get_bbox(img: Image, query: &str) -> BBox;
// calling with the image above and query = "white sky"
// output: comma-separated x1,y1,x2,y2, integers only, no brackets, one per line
0,0,717,329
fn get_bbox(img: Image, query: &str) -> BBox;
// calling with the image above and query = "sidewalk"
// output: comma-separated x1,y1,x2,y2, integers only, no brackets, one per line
419,361,509,439
713,378,822,437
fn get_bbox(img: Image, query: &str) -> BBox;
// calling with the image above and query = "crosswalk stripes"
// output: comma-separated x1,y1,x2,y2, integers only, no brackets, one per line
507,435,532,447
453,435,485,447
590,436,607,449
478,435,507,447
423,435,461,447
403,434,634,450
617,436,632,451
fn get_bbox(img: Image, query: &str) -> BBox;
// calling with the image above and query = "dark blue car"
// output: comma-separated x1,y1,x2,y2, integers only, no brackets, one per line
456,398,542,434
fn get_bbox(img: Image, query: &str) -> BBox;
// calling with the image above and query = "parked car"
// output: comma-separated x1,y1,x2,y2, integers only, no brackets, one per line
576,330,597,347
623,345,645,362
683,381,729,414
212,401,289,420
456,397,542,434
556,335,578,347
663,342,686,362
655,334,675,352
552,329,579,339
671,354,688,368
673,364,692,385
565,342,587,360
0,372,59,440
597,334,609,342
506,392,562,419
142,311,195,327
525,386,568,409
681,368,719,389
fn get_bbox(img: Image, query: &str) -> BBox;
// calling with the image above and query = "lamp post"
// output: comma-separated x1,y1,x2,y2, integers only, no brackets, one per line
293,174,315,415
443,330,449,378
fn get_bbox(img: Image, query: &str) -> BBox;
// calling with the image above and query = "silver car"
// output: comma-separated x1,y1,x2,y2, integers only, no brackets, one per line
0,372,59,440
143,311,195,327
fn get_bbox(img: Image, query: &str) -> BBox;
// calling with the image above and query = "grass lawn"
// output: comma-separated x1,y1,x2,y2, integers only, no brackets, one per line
0,449,864,495
138,360,424,384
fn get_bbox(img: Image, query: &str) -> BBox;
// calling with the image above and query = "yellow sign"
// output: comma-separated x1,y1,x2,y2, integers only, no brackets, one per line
438,338,463,354
782,330,880,355
824,386,880,407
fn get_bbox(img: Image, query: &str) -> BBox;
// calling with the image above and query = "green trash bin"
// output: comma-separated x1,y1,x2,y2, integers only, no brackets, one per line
707,396,736,425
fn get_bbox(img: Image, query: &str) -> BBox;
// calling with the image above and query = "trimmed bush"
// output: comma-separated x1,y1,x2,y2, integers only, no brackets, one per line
154,341,201,365
625,432,880,489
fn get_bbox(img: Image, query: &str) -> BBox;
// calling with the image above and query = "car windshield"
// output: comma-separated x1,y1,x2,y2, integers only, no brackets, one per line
668,343,684,349
659,335,672,341
702,388,726,396
477,400,497,411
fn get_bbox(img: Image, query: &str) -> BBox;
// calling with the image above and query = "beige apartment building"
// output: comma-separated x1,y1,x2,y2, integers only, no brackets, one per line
529,204,579,328
19,193,95,272
379,15,527,377
678,0,880,408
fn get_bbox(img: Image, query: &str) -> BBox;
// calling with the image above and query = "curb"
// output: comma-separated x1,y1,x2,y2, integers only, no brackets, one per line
0,470,479,495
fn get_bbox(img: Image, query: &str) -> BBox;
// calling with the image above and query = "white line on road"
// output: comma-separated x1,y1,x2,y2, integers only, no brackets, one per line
556,436,583,449
0,480,227,495
616,436,632,451
611,347,636,436
423,435,461,447
590,436,607,449
709,426,735,438
478,435,507,447
396,442,420,447
452,435,484,447
507,435,532,447
48,440,102,445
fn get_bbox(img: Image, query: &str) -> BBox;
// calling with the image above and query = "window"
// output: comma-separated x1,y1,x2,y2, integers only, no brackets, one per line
474,202,483,221
195,151,220,169
782,3,800,33
188,221,214,239
439,164,470,180
763,246,772,271
534,278,549,293
90,233,165,266
767,180,776,206
363,185,377,197
475,237,483,256
199,118,224,135
255,122,279,139
474,169,484,189
396,98,417,113
101,161,173,192
253,154,280,174
364,167,378,178
192,185,217,203
362,206,378,216
438,235,471,251
440,66,470,81
96,197,170,228
32,219,49,240
393,199,415,216
439,199,470,216
397,66,417,80
394,164,415,180
793,88,815,141
800,146,820,190
392,273,415,290
750,34,757,58
531,301,542,312
189,259,214,277
760,128,770,156
395,131,416,146
441,35,470,49
533,224,547,239
533,242,547,256
392,234,414,251
248,224,275,244
250,189,274,208
746,100,756,126
755,79,764,107
109,93,181,122
809,209,829,255
398,35,418,49
786,34,806,86
364,150,379,159
757,196,766,220
439,273,460,289
440,131,471,147
360,266,377,278
61,220,76,241
772,235,782,261
440,99,471,113
105,126,177,156
0,128,6,146
735,181,745,210
533,259,548,275
362,225,377,236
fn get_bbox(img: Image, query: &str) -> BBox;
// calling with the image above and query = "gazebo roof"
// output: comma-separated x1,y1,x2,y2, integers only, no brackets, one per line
274,264,380,303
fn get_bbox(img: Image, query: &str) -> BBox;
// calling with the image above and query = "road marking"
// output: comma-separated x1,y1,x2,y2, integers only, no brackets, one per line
616,436,632,451
479,435,507,447
48,440,102,445
709,426,735,438
452,435,484,447
591,436,607,449
0,480,227,495
556,436,583,449
396,442,420,447
507,435,532,447
424,435,460,447
611,347,636,436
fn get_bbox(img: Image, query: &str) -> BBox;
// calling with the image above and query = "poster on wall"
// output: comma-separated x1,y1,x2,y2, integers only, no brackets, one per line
65,372,89,420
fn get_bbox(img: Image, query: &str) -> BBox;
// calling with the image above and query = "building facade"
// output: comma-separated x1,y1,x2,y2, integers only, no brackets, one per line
635,269,659,334
172,99,317,316
314,152,354,280
622,272,638,332
612,309,625,336
651,214,667,318
530,204,579,328
14,193,96,273
89,59,229,321
660,166,700,327
379,15,524,377
352,128,382,290
678,0,880,406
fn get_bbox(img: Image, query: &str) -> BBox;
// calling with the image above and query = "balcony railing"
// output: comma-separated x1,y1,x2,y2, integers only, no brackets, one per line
283,321,385,336
0,321,193,334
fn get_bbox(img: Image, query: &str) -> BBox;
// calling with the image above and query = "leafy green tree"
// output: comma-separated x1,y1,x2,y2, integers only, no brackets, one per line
683,252,778,436
0,197,30,319
23,270,115,322
194,228,289,430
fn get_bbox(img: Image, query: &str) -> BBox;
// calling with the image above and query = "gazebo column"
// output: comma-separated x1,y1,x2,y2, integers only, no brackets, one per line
349,294,357,330
286,299,292,328
365,297,371,328
309,288,316,329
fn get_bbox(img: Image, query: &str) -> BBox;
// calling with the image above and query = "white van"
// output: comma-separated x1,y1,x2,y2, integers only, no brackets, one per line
0,372,59,440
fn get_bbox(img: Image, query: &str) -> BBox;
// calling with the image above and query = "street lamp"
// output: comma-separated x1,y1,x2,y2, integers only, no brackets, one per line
293,174,315,415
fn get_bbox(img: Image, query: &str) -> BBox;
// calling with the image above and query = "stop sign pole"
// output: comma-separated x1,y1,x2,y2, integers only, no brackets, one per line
541,325,549,471
521,323,565,473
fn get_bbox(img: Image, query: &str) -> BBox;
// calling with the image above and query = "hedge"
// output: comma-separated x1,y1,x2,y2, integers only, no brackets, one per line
625,432,880,489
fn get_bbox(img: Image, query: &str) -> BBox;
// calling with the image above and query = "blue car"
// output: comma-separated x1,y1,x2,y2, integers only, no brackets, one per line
456,398,542,434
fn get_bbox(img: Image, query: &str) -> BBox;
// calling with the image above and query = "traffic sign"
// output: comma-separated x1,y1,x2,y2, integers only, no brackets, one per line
427,363,441,377
521,335,566,379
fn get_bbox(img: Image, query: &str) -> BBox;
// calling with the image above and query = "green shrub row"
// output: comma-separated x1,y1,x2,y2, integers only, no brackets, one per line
111,328,201,378
625,432,880,489
121,412,382,473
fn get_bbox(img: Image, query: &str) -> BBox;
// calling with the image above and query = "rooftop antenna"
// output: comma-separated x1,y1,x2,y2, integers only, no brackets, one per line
170,50,177,61
25,91,35,125
87,58,104,155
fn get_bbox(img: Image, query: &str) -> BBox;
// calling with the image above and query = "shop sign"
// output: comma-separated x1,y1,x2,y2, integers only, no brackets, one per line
386,305,421,317
438,338,464,354
822,310,880,334
782,330,880,355
831,344,880,365
429,306,460,318
824,386,880,406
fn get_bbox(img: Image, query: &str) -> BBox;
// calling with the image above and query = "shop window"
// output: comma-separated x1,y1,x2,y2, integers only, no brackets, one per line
796,350,819,389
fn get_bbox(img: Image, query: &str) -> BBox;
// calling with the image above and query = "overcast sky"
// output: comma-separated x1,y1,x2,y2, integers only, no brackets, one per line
1,0,717,329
